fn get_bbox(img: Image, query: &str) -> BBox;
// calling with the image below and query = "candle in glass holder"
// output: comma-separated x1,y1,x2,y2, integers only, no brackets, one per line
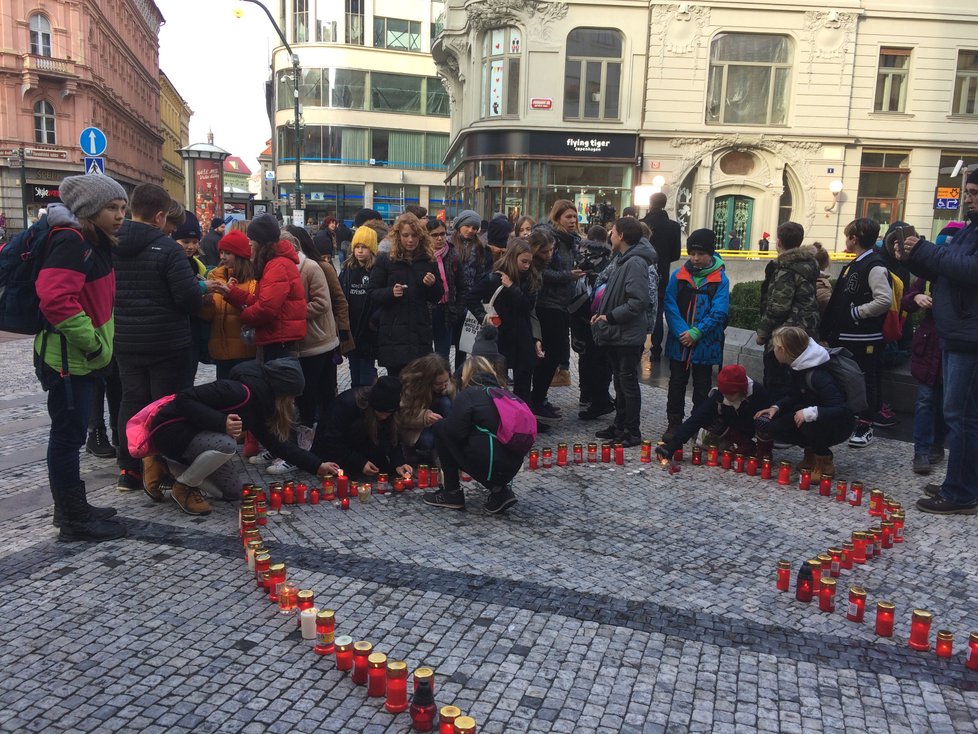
935,630,953,658
817,554,832,580
385,660,409,713
296,482,307,504
798,469,811,490
673,447,684,463
614,443,624,465
267,563,286,602
300,607,318,639
334,635,354,671
706,446,719,467
761,458,772,479
847,587,866,622
692,447,703,465
296,590,315,626
337,473,349,500
283,484,295,505
807,558,822,592
818,475,832,497
908,609,933,651
269,489,282,511
255,552,271,589
314,609,336,655
640,440,652,463
721,450,732,470
891,512,905,543
746,456,758,476
841,542,854,570
255,498,268,525
367,653,388,697
358,484,371,503
966,632,978,670
393,478,405,493
869,526,882,558
795,563,813,602
601,443,611,463
776,560,791,592
376,473,389,493
573,443,583,464
868,488,884,516
587,442,598,463
453,718,476,734
340,497,350,510
352,641,373,684
278,584,297,615
818,578,837,612
246,540,262,571
410,678,436,731
309,487,320,505
828,548,842,578
834,480,846,503
418,464,430,489
413,666,435,693
875,601,895,637
323,477,335,501
848,481,863,507
556,443,568,467
734,454,745,473
542,448,553,469
438,706,461,734
880,521,894,549
851,532,868,564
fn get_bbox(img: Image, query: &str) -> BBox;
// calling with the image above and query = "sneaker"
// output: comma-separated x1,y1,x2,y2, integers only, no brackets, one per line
848,423,874,448
532,402,562,424
296,425,314,452
422,488,466,510
485,485,517,514
872,410,899,428
171,483,212,516
550,368,571,387
923,483,942,498
249,449,274,465
595,424,621,440
618,433,643,448
85,427,116,458
579,401,615,421
915,495,977,515
879,403,897,419
912,453,931,476
266,459,296,475
929,445,945,463
542,400,562,417
117,470,142,492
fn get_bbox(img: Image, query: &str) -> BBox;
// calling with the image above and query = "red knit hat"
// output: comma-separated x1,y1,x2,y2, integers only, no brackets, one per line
218,229,252,259
716,364,748,396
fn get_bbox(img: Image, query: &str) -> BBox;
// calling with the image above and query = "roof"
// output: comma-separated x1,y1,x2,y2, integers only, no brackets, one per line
223,156,252,175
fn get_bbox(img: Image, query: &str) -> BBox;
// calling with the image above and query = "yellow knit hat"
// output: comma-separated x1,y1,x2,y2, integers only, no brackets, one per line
351,225,378,255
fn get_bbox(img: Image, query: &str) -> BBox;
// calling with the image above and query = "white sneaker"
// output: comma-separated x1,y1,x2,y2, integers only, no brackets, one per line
249,449,274,465
266,458,296,475
297,425,314,452
848,424,874,448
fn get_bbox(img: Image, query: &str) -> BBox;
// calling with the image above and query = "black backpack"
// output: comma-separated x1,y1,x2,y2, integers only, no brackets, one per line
805,347,868,414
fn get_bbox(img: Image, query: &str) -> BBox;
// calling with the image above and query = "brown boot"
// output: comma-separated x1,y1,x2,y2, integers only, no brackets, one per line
171,482,212,516
796,448,816,472
550,368,571,387
811,455,835,483
142,456,170,502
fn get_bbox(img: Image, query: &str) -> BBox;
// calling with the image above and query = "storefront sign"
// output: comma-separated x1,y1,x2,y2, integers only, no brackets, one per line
27,185,61,203
456,130,637,166
530,98,553,110
934,186,960,210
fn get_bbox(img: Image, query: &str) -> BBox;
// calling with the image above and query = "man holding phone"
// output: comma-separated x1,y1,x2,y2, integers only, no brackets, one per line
892,168,978,515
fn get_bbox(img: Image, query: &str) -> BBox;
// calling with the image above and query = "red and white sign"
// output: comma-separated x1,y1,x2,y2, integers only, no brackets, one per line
530,98,553,110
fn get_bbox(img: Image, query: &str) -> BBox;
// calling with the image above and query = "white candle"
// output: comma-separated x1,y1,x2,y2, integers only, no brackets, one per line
246,546,257,572
300,607,318,640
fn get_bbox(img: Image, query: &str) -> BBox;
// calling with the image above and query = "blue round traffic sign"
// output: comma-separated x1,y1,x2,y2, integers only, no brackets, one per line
79,127,107,157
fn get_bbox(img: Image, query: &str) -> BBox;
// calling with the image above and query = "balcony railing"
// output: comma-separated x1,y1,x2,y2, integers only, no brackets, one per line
22,54,77,78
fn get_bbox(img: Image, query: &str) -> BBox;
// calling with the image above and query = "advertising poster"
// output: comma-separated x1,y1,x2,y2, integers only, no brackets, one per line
194,159,223,227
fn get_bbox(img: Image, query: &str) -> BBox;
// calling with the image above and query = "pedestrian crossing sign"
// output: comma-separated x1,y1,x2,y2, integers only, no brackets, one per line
83,156,105,175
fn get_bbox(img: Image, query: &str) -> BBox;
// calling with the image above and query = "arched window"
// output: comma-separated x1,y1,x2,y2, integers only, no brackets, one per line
564,28,622,120
706,33,792,125
33,100,55,144
29,13,52,57
481,27,521,118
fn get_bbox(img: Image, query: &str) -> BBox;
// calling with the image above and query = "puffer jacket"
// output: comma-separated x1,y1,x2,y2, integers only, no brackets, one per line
296,253,339,357
112,219,202,354
536,223,582,311
225,241,306,346
367,251,443,368
592,240,657,347
663,255,730,364
199,266,257,361
757,244,820,342
902,277,941,386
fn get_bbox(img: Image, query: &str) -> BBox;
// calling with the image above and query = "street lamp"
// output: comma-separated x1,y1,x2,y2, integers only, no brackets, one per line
235,0,302,224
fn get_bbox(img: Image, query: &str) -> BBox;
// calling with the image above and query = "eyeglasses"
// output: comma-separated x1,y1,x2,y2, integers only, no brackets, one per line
965,188,978,198
430,231,447,238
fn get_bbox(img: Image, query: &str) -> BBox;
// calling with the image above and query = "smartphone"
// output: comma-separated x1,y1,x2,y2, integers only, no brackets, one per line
894,226,906,259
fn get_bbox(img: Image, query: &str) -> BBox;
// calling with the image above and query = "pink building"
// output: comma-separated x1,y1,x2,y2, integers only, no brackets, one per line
0,0,165,230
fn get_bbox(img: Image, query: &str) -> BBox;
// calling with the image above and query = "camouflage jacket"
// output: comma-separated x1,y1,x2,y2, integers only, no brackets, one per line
756,244,820,341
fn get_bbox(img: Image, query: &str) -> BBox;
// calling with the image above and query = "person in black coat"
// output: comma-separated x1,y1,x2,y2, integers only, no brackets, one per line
641,193,682,359
367,213,443,375
423,351,530,514
656,364,773,460
148,358,340,514
311,375,410,479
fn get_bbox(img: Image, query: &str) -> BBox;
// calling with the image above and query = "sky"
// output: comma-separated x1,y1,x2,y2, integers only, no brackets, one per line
157,0,278,173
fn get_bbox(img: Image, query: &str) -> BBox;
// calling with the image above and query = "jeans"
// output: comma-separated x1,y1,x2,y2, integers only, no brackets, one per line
939,351,978,505
767,413,855,456
531,307,570,406
666,359,713,419
416,396,453,451
912,382,948,456
44,370,97,491
607,344,644,435
431,305,453,361
348,356,377,388
89,358,121,433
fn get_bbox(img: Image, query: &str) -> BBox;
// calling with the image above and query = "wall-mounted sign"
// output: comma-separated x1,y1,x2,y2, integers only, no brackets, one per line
457,130,637,165
530,97,553,110
935,186,961,210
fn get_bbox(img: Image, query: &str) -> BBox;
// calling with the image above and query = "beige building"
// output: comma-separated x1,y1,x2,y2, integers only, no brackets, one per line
159,70,191,203
270,0,452,224
434,0,978,248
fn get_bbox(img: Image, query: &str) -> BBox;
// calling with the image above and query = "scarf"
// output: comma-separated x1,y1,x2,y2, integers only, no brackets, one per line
435,243,450,305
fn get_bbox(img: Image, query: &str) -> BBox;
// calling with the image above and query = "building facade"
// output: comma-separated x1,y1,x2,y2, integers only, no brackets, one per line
269,0,452,224
0,0,165,230
160,70,192,203
434,0,978,247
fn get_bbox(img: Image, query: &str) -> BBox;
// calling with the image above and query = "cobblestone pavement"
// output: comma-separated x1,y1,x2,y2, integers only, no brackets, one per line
0,336,976,734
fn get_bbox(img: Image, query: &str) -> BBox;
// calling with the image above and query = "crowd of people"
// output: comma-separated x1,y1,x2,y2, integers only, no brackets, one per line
33,172,978,542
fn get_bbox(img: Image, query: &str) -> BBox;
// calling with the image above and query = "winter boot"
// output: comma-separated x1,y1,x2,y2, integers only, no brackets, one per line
796,448,816,472
142,456,171,502
661,414,683,443
810,454,835,483
171,482,212,516
52,483,118,528
55,484,126,542
85,426,116,458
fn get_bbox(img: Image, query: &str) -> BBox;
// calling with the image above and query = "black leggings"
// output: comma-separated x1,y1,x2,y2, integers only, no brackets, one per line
531,307,570,406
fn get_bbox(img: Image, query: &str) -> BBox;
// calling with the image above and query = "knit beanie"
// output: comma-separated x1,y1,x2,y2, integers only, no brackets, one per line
367,376,402,413
59,174,128,219
487,215,514,246
218,229,252,258
471,325,501,360
936,221,966,246
968,167,978,186
354,208,383,227
687,228,717,255
247,213,281,246
171,211,202,241
351,225,379,255
716,364,749,396
452,209,481,230
261,357,305,396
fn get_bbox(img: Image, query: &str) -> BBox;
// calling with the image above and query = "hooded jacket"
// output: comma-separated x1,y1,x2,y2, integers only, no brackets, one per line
312,386,405,476
663,380,771,456
536,222,582,311
320,257,354,354
775,338,853,425
112,218,202,354
592,239,657,347
663,255,730,365
199,266,258,361
296,252,339,357
757,245,820,342
225,240,306,345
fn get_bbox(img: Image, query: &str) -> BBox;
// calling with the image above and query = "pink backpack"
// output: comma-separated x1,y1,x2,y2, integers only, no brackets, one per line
484,387,537,454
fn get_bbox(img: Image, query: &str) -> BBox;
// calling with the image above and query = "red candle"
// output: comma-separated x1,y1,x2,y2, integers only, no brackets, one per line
691,447,702,465
282,484,294,505
335,636,354,671
868,489,885,516
309,487,320,505
556,443,568,466
393,478,405,493
795,563,813,602
587,443,598,463
296,589,315,627
908,609,933,651
673,447,683,463
818,578,837,612
323,477,335,501
851,532,868,564
640,441,652,463
542,448,553,468
828,548,842,578
438,706,461,734
818,475,832,497
875,601,895,637
834,480,846,503
377,473,389,493
601,444,611,463
385,660,409,713
892,512,905,543
746,456,758,476
798,469,811,490
255,499,268,525
807,559,822,593
880,521,894,549
336,473,349,499
352,641,373,684
296,482,307,504
410,679,436,732
573,443,584,464
314,609,335,655
267,563,286,602
841,541,854,570
760,458,772,479
720,450,732,470
869,527,882,558
706,446,719,467
418,464,430,488
776,560,791,592
254,552,270,589
848,481,863,506
340,497,350,510
413,667,435,694
733,454,745,473
966,632,978,670
847,587,866,622
453,717,476,734
269,490,282,511
614,443,624,466
817,554,832,581
367,653,388,697
777,461,791,486
935,630,953,658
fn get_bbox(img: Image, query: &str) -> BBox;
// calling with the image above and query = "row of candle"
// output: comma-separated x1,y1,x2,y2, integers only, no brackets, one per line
239,499,479,732
528,441,632,469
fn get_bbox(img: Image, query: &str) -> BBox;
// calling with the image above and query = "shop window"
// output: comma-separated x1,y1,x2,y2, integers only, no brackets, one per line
29,13,51,57
292,0,308,43
330,69,366,109
374,17,421,51
372,73,423,113
564,28,622,121
875,48,911,113
33,100,55,144
857,149,910,226
482,27,522,118
706,33,791,125
953,50,978,115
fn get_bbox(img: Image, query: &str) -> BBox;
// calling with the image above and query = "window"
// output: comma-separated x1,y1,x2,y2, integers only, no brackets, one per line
330,69,366,109
374,17,421,51
856,150,910,226
299,68,324,107
426,77,450,116
33,100,55,144
875,48,910,113
29,13,52,56
482,27,522,118
293,0,308,43
706,34,791,125
564,28,622,121
953,50,978,115
345,0,364,45
372,73,422,113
